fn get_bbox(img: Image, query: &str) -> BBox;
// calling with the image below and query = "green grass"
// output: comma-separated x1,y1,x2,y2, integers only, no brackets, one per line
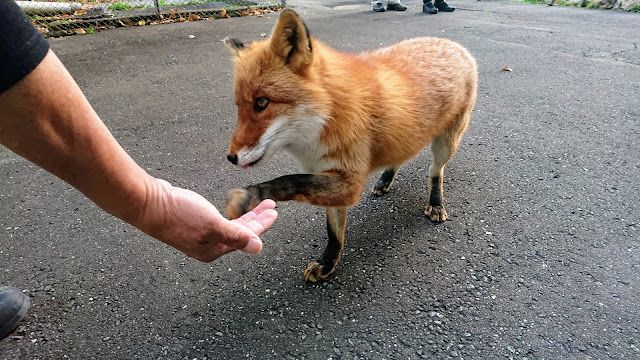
512,0,595,7
630,6,640,12
86,27,95,34
158,0,223,6
107,3,152,11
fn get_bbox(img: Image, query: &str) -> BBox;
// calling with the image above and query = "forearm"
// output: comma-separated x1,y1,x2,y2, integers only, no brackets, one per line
0,50,152,224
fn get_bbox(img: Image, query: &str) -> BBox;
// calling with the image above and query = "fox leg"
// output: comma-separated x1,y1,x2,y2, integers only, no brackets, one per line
304,207,347,282
425,133,457,222
372,166,401,196
226,171,364,219
425,131,463,222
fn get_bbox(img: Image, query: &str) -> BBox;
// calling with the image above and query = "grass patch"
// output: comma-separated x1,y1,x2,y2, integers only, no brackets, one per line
630,6,640,12
159,0,223,6
107,3,152,11
511,0,595,7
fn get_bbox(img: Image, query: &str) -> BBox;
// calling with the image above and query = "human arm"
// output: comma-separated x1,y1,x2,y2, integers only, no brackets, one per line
0,50,277,262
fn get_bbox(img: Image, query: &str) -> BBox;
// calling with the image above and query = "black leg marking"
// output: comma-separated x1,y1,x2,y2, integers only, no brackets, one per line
425,175,447,222
373,167,399,195
318,215,343,275
429,175,442,207
305,207,347,282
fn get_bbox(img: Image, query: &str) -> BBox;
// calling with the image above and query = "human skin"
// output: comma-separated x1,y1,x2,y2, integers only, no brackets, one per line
0,50,277,262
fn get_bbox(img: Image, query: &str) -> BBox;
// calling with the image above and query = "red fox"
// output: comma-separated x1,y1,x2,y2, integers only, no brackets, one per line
224,9,477,282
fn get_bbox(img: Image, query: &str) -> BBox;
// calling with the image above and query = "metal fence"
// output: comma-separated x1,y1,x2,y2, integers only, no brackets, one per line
17,0,284,37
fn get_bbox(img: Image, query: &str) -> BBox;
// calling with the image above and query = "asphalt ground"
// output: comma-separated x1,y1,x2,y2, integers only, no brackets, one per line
1,0,638,358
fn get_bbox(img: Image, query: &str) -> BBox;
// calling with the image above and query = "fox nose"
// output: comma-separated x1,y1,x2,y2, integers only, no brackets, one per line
226,154,238,165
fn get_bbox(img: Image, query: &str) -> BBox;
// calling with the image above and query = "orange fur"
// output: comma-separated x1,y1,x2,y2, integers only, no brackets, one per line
226,13,477,201
224,9,478,281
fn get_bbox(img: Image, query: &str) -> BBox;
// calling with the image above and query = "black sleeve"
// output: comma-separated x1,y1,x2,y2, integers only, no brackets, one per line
0,0,51,93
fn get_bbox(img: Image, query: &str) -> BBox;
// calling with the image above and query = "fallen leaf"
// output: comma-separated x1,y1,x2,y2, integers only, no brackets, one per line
188,13,201,21
501,67,513,71
221,8,230,18
123,19,134,26
188,34,195,39
138,20,146,26
74,9,87,16
71,28,86,35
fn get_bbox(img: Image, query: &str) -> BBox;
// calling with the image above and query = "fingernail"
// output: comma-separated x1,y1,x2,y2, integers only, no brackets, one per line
242,236,263,254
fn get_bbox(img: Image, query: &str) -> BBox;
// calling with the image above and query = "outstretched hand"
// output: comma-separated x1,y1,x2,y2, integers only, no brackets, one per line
135,179,278,262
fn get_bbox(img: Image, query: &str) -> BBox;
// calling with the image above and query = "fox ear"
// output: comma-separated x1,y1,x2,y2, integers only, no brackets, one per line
224,37,246,57
269,9,313,73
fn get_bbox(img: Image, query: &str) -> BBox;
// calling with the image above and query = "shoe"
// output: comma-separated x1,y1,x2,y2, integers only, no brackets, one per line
372,1,385,11
423,0,438,13
0,287,30,340
435,0,455,11
386,1,407,11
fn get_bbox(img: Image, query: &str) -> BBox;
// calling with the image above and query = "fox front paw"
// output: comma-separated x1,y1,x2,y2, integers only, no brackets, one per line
424,205,447,223
372,184,392,196
226,188,261,219
304,261,337,282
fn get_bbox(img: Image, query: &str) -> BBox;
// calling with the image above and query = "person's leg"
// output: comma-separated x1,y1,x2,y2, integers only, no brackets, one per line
0,287,30,340
372,0,385,11
435,0,456,12
423,0,438,13
387,0,408,11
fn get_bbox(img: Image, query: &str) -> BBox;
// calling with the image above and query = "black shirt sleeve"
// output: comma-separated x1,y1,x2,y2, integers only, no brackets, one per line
0,0,51,93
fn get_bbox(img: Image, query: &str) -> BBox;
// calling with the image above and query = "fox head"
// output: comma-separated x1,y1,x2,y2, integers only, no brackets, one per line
224,9,328,169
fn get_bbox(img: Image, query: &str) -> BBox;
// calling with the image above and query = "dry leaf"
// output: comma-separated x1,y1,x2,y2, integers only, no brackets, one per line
221,8,230,18
188,34,195,39
123,19,134,26
71,28,86,35
501,67,513,71
74,9,87,16
188,14,201,21
176,16,186,22
138,20,146,26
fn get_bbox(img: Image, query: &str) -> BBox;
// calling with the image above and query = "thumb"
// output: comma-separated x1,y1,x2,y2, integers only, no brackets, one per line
217,220,263,254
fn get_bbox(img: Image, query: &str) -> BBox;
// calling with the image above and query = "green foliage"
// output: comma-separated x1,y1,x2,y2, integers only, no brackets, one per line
158,0,223,6
107,3,133,10
107,3,152,11
87,27,95,34
511,0,596,8
630,6,640,12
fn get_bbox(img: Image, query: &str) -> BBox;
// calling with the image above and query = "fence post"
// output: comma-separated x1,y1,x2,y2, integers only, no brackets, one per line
154,0,160,18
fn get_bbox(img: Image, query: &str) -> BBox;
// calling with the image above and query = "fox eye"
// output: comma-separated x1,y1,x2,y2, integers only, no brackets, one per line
254,97,270,112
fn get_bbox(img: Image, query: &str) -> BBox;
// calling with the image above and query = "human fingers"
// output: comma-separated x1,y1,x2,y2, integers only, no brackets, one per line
251,199,276,215
236,209,278,238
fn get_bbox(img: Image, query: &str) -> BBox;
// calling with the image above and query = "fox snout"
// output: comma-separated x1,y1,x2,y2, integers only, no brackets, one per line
226,153,238,165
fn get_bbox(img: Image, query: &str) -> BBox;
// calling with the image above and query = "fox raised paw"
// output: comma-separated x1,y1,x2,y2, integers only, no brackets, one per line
226,188,261,219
